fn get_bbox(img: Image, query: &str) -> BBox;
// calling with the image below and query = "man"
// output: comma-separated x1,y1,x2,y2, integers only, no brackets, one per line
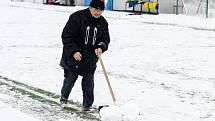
55,0,74,6
60,0,110,111
69,0,75,6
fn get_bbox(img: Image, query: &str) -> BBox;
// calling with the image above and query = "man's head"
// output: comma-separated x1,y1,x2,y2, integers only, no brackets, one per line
89,0,105,18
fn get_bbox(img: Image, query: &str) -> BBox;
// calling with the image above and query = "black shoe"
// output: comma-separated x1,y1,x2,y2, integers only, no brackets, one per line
82,106,92,111
60,97,68,107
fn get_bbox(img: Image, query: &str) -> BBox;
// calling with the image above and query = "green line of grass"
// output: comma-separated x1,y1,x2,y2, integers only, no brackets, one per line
0,76,100,121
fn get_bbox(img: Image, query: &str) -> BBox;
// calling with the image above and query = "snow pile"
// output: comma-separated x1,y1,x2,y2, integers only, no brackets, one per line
100,102,142,121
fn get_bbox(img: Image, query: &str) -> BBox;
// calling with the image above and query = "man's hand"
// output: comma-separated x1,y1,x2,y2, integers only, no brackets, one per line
95,48,102,57
73,52,82,61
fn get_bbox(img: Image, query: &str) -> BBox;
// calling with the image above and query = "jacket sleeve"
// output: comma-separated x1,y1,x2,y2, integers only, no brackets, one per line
61,13,80,56
96,22,110,52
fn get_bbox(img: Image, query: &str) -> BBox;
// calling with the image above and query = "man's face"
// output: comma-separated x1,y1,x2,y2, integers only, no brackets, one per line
90,7,103,19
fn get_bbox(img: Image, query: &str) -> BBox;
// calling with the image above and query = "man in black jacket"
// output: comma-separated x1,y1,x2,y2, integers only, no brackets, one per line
60,0,110,111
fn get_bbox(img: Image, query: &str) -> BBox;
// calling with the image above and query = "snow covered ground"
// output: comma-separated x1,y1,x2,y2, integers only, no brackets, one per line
0,93,41,121
0,0,215,121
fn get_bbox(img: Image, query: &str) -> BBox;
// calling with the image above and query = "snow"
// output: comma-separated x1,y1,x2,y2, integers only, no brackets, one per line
0,0,215,121
0,94,41,121
100,102,142,121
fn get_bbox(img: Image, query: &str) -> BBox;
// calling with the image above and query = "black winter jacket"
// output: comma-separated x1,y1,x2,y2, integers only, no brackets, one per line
60,8,110,73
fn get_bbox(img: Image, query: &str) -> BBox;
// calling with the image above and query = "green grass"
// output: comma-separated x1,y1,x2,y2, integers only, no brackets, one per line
0,76,100,121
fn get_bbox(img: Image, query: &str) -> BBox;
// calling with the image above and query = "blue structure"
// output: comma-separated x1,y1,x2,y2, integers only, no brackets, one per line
106,0,113,10
84,0,92,6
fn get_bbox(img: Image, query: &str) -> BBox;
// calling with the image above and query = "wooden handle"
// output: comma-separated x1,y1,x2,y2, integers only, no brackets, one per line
98,55,116,103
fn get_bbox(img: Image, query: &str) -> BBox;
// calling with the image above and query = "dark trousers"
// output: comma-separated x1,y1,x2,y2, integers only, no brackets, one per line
61,68,94,107
69,0,74,6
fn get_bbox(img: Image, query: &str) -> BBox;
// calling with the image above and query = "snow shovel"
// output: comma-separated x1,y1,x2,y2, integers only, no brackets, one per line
98,54,116,106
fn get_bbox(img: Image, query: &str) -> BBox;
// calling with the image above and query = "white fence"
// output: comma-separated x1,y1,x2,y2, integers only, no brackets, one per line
182,0,215,18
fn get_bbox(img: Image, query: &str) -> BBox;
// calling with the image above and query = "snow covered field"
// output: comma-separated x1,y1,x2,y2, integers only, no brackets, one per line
0,0,215,121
